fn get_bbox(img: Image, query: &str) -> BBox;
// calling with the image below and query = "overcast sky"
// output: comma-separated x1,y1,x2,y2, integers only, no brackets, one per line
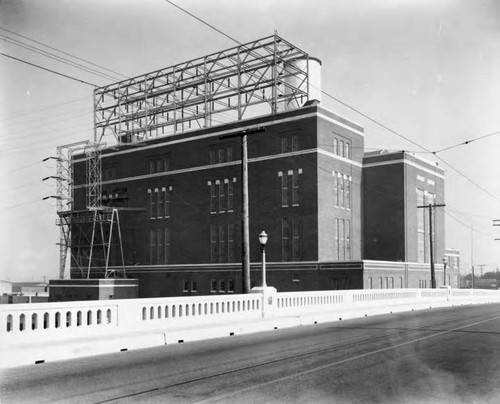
1,0,499,282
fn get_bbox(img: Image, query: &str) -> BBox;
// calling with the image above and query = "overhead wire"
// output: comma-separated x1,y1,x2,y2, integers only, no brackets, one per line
0,34,119,83
159,0,500,205
0,26,128,80
0,52,97,87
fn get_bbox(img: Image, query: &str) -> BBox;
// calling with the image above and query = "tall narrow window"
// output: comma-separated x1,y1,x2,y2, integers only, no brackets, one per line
210,224,217,263
345,177,351,210
227,180,234,212
345,220,351,260
164,187,171,218
339,219,345,260
218,224,226,263
281,136,288,153
339,176,345,208
292,171,300,206
149,189,156,219
219,180,226,213
282,217,290,261
292,135,299,152
227,147,233,162
280,173,289,207
335,218,340,260
345,142,350,159
333,173,338,207
227,223,234,262
339,140,344,157
165,227,171,264
157,228,164,264
292,218,300,261
150,228,156,264
210,182,217,213
333,138,338,155
157,189,164,219
218,148,225,163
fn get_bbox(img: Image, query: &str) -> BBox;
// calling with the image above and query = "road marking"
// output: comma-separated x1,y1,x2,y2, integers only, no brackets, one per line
194,315,500,403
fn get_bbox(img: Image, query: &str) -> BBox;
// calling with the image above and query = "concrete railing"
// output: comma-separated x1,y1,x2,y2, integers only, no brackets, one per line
1,288,500,368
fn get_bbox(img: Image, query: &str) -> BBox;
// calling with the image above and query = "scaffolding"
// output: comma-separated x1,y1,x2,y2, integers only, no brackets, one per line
94,34,311,145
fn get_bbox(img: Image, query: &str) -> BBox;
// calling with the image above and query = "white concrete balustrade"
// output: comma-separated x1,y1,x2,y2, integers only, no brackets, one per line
1,288,500,368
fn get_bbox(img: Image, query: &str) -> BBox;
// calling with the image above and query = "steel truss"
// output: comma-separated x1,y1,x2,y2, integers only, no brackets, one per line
94,34,311,144
54,141,89,279
66,208,126,279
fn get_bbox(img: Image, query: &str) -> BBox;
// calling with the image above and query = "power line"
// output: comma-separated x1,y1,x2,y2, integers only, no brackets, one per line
163,0,241,45
0,34,118,83
161,1,500,205
433,130,500,154
0,52,97,87
0,26,128,80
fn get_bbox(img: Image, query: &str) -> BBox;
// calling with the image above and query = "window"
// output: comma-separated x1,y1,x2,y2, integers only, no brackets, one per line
219,280,226,293
149,189,156,219
339,219,345,260
333,174,338,207
209,181,217,213
218,224,226,263
368,277,373,289
282,217,290,261
345,220,351,260
292,218,300,261
280,172,289,207
345,177,351,210
149,187,172,219
345,142,350,159
339,176,344,208
280,169,302,208
227,180,234,212
333,138,338,155
210,222,235,263
210,224,217,263
282,217,300,261
280,134,299,153
335,218,340,259
292,171,300,206
228,223,235,262
209,146,233,164
210,279,217,293
339,140,344,157
228,279,235,293
150,226,171,265
149,156,170,174
219,180,226,213
103,166,117,181
183,280,189,293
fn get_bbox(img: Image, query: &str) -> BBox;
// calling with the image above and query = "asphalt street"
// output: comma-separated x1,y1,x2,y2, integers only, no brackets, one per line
2,303,500,403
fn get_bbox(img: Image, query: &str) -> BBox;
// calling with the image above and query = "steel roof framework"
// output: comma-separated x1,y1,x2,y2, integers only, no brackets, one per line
94,34,311,144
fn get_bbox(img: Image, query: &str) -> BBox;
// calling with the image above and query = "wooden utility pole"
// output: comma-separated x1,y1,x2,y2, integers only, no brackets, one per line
220,126,266,293
417,203,445,288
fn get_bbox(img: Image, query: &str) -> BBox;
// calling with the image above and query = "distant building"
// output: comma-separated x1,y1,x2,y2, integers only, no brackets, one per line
444,248,460,287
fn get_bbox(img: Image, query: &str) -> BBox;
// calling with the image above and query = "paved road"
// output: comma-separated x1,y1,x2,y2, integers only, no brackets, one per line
2,303,500,403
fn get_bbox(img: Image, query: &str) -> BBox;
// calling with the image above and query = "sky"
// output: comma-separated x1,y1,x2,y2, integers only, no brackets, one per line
0,0,499,282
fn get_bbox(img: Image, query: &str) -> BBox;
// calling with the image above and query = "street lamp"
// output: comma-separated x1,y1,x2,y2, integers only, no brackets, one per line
442,257,447,286
258,231,268,287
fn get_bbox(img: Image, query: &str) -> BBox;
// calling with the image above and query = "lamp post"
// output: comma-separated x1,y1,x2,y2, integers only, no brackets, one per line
258,231,268,287
442,257,447,286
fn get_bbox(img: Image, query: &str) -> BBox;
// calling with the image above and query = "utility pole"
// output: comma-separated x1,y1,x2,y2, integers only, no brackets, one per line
220,126,266,293
417,203,445,288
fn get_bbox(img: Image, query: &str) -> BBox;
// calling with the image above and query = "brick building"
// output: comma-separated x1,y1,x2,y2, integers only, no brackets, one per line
70,104,365,296
60,35,453,298
362,150,456,288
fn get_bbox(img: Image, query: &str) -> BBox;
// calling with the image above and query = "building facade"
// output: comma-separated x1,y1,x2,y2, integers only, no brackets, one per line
70,104,366,296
